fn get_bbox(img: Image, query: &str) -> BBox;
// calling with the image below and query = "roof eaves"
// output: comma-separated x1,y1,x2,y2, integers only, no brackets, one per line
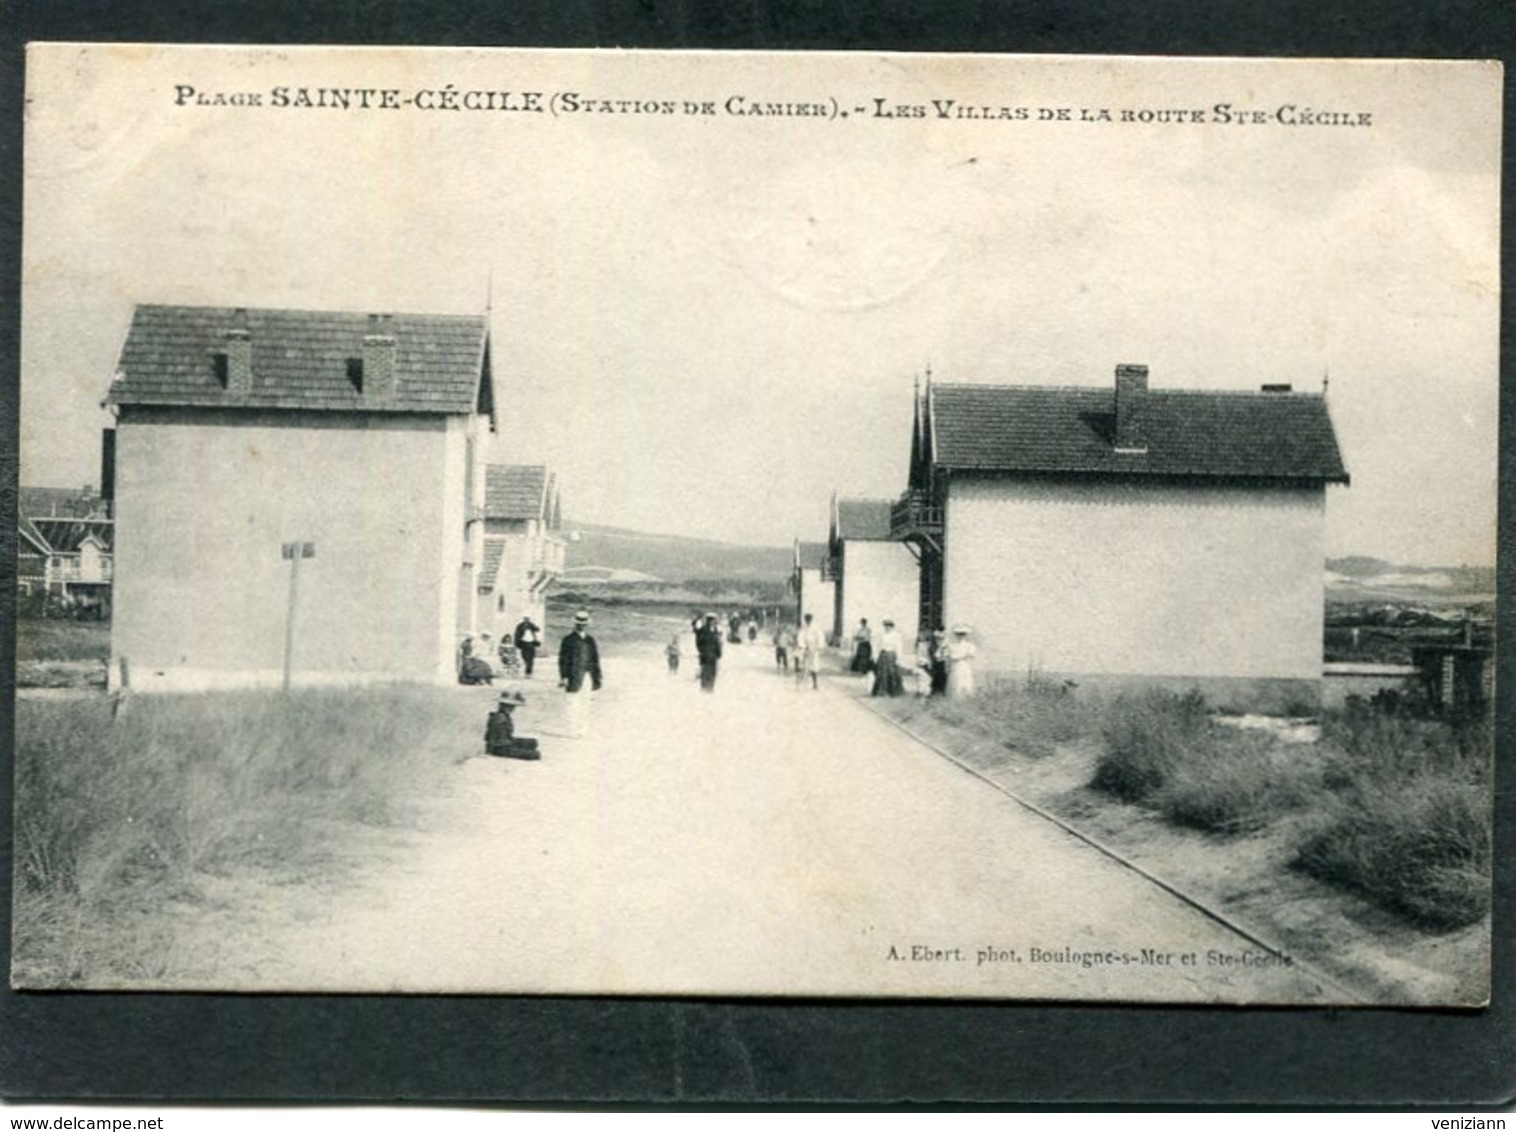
18,516,50,552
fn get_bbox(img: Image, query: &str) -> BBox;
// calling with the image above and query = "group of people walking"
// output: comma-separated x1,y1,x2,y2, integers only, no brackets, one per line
480,602,978,762
679,610,824,692
850,618,977,699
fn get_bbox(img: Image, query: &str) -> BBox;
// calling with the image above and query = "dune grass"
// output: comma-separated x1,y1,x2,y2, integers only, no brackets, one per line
13,685,474,986
16,617,111,662
1088,688,1492,928
1091,689,1322,835
1293,708,1492,930
923,676,1491,932
926,672,1102,759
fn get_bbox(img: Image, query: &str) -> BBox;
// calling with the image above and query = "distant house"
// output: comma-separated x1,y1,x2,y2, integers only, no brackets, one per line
105,304,496,690
478,464,565,642
893,365,1349,709
827,495,919,647
17,517,49,595
17,486,114,613
21,484,113,521
791,540,834,632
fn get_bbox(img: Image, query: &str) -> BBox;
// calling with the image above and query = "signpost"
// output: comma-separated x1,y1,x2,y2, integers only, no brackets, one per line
281,541,315,691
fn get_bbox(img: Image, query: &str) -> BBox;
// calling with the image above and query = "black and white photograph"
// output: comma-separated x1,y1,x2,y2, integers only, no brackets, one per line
13,45,1499,1008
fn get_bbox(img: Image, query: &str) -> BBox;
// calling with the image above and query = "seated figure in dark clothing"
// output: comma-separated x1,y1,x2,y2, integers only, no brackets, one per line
484,688,540,760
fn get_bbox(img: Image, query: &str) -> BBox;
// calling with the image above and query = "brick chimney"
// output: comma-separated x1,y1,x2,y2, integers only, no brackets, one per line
1114,363,1148,452
225,309,253,394
363,314,397,400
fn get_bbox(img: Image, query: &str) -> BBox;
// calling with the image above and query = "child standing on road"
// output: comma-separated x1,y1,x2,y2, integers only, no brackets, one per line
665,634,681,675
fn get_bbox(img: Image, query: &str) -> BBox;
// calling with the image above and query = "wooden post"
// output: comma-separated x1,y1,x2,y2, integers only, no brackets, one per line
282,541,315,692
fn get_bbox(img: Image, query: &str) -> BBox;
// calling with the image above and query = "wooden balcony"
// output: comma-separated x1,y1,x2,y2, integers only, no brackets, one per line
890,491,943,543
50,561,114,584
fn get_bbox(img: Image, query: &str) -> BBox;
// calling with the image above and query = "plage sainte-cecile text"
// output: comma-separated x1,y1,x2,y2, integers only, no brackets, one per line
170,85,1372,127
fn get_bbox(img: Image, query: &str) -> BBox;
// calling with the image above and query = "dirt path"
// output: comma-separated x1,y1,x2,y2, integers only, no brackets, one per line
199,643,1333,1001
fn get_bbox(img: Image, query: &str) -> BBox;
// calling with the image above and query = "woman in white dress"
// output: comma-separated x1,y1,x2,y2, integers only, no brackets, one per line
795,613,824,690
943,624,977,699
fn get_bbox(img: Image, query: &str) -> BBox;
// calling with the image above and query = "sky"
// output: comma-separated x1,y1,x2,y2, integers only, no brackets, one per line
20,48,1501,565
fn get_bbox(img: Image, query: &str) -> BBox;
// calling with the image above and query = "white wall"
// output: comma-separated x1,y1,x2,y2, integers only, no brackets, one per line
944,478,1325,681
798,567,834,631
839,539,919,645
113,412,458,688
478,520,550,641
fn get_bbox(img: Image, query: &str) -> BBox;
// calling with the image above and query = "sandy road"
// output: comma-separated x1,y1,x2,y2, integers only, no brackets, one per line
233,640,1330,1001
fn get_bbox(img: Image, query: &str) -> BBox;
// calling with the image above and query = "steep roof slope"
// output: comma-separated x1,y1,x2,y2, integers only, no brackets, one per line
108,305,491,417
833,498,895,541
930,383,1349,483
485,464,549,520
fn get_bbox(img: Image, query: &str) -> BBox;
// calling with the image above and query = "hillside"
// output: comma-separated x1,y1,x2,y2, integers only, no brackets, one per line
1325,558,1496,604
560,521,1495,611
562,522,826,585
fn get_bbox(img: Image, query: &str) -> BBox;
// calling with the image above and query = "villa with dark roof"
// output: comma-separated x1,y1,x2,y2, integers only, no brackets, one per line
17,486,115,613
477,463,565,643
104,304,496,689
827,494,919,647
893,364,1349,708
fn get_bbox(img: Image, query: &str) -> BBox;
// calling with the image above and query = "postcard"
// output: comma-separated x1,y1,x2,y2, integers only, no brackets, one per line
14,45,1499,1006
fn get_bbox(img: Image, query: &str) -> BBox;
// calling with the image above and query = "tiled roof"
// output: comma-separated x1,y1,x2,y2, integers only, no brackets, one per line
479,537,506,590
32,517,113,554
485,464,548,520
798,540,829,569
20,486,108,519
107,305,490,416
835,498,895,541
930,383,1349,483
19,515,50,553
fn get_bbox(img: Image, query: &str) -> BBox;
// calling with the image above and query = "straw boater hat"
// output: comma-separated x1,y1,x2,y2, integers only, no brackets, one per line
574,609,591,626
497,686,526,706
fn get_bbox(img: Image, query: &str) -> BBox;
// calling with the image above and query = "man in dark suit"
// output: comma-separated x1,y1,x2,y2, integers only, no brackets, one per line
513,615,542,677
694,612,723,692
557,609,602,737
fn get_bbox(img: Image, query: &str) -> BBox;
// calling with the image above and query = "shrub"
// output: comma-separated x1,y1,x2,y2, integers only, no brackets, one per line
1091,689,1210,802
1155,731,1318,835
947,673,1098,758
1294,777,1491,929
1294,705,1492,929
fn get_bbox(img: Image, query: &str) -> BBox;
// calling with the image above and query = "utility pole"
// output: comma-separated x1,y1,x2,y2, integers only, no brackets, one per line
281,541,315,691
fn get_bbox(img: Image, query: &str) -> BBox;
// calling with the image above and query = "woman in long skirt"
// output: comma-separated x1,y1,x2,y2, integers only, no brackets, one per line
943,624,977,699
871,619,905,697
849,618,873,676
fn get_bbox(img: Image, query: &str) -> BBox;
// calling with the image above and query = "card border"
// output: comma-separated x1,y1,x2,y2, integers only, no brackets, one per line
3,0,1512,1107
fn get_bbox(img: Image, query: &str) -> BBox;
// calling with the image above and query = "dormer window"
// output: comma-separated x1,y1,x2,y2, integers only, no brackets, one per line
212,352,229,387
347,357,363,392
